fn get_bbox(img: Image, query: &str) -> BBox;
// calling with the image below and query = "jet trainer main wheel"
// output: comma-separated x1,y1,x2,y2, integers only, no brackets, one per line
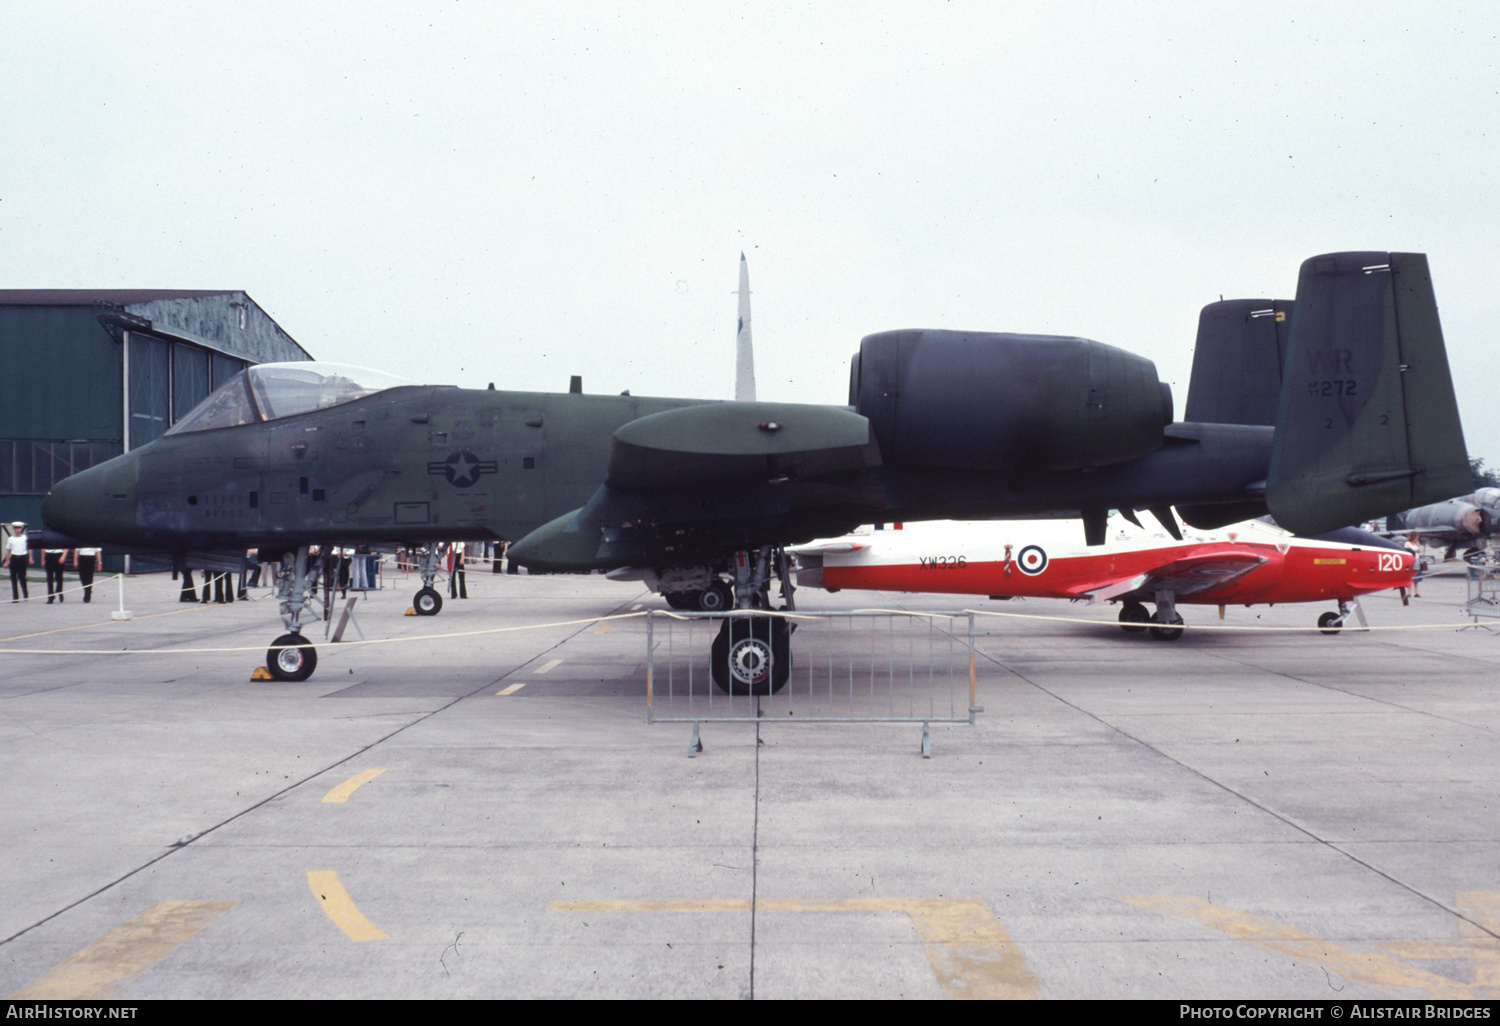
414,587,443,616
1149,613,1185,641
1118,603,1150,633
696,580,733,613
710,616,791,695
663,591,692,610
267,633,317,682
1318,611,1342,635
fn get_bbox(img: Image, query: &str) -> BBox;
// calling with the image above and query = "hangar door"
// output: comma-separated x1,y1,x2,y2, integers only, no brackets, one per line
127,333,248,450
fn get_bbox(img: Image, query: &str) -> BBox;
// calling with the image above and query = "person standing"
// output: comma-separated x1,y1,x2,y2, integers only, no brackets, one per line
448,542,468,599
350,545,369,591
43,545,71,603
74,546,100,603
5,522,30,601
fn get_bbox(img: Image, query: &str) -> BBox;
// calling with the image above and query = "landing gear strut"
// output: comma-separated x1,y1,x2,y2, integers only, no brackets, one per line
266,546,321,681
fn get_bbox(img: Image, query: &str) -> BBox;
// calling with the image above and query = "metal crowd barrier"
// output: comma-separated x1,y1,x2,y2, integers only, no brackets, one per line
646,609,982,757
1466,563,1500,629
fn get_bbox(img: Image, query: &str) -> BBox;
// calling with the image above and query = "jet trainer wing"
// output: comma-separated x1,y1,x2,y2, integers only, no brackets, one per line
1082,551,1269,602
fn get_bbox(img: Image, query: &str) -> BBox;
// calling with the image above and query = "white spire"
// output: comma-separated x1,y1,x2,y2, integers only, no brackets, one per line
734,252,756,401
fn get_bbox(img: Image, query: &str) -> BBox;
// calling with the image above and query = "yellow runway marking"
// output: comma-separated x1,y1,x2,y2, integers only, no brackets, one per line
594,623,612,634
551,896,1039,999
320,768,387,803
307,871,389,941
1124,894,1491,997
496,681,527,696
8,900,237,999
535,658,563,674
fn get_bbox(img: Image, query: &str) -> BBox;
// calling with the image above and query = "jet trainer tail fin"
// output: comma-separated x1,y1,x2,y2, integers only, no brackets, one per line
1183,297,1292,427
1266,251,1470,535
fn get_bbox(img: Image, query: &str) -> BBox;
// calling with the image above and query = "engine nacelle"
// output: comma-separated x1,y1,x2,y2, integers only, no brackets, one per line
849,329,1172,472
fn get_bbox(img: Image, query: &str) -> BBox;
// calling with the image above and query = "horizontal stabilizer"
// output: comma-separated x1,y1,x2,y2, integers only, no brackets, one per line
1267,252,1470,535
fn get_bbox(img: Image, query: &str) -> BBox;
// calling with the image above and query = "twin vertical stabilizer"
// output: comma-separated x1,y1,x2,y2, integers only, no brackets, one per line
735,252,756,401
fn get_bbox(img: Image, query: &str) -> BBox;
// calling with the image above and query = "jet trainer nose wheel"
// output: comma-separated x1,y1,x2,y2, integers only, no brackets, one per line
414,587,443,616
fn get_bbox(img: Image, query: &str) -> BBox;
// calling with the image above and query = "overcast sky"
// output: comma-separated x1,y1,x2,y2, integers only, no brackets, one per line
3,2,1496,466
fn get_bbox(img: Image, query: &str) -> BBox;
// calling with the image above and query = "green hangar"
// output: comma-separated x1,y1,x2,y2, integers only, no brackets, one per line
0,290,311,537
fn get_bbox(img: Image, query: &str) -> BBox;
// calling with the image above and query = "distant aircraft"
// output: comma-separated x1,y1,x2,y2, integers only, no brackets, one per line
43,251,1470,688
793,516,1415,639
1386,488,1500,561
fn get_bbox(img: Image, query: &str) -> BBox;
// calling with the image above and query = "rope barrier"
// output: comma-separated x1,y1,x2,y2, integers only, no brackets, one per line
0,595,1487,656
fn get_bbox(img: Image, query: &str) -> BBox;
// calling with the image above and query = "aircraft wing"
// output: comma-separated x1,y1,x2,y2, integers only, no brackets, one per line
1079,551,1268,602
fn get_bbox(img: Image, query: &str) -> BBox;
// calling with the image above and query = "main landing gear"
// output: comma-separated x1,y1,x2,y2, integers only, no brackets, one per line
1117,592,1184,641
266,546,322,681
664,579,733,613
707,546,796,696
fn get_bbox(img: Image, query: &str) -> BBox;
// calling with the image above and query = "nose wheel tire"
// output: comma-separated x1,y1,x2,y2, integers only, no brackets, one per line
711,616,791,695
267,633,318,682
1149,614,1185,641
414,587,443,616
1318,611,1342,635
1118,603,1150,633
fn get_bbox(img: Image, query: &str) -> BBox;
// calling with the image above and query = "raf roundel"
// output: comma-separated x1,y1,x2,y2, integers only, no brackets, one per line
1016,545,1048,576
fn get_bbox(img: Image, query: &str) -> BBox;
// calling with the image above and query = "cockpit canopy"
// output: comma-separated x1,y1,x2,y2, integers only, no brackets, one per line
165,362,416,435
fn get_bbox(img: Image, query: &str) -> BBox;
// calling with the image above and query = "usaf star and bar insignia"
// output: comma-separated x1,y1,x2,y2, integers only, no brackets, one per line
428,450,498,488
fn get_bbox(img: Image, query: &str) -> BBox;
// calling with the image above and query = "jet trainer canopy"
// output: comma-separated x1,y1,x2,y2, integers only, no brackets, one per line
166,362,415,435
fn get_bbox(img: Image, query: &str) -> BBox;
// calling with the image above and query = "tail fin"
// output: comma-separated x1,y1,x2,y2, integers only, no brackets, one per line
1267,251,1470,534
1184,298,1293,426
735,252,756,401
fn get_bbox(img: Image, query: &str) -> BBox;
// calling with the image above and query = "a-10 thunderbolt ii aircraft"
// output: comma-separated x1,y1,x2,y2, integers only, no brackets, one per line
43,251,1470,687
1385,488,1500,561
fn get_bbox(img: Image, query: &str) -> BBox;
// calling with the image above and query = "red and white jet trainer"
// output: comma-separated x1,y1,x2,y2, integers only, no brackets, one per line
792,517,1416,640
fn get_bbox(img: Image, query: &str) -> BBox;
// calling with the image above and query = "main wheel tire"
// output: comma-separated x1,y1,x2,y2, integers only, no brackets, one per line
696,579,733,613
414,586,443,616
1119,603,1150,633
1149,613,1185,641
710,616,791,695
267,633,317,682
1318,611,1342,635
663,591,692,610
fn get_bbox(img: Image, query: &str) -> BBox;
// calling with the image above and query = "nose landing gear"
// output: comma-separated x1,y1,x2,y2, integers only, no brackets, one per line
413,548,444,615
265,546,322,681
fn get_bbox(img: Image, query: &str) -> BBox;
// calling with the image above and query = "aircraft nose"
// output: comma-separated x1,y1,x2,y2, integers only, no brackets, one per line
43,453,140,546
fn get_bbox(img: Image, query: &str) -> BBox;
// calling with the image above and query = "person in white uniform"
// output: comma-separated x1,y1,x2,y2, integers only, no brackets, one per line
4,523,31,601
